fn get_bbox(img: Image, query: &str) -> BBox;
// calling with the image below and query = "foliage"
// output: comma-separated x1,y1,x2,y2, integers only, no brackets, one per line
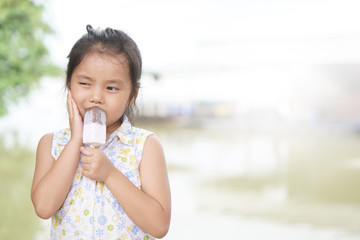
0,0,60,116
0,137,39,239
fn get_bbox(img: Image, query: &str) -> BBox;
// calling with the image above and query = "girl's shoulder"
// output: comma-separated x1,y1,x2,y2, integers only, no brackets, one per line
36,132,55,163
37,132,54,151
131,127,164,157
130,126,154,146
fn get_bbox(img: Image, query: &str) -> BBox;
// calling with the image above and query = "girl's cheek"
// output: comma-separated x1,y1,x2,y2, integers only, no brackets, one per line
70,94,84,115
71,87,84,103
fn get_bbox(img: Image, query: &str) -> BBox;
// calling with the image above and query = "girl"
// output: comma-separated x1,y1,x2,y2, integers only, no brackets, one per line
31,25,171,239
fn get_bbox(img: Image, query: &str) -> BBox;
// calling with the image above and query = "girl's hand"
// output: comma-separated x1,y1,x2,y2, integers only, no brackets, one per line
80,146,116,183
67,90,83,143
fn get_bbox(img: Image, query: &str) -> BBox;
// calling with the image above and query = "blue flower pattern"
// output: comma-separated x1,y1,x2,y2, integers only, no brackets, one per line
132,225,140,235
97,215,107,226
95,228,103,237
125,170,134,179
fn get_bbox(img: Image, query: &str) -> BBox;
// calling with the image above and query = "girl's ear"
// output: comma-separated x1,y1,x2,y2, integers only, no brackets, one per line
129,86,139,106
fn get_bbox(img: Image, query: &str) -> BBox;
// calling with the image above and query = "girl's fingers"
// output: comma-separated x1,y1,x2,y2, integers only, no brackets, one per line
67,90,83,142
67,90,73,119
71,97,81,121
68,90,82,123
67,90,82,124
80,157,91,165
80,146,93,156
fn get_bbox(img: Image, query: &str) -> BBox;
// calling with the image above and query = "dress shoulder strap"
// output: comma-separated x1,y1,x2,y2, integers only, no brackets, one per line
51,128,71,160
132,127,154,165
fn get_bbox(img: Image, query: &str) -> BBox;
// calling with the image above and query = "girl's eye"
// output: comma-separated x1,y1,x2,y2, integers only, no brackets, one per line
79,82,89,86
107,86,118,91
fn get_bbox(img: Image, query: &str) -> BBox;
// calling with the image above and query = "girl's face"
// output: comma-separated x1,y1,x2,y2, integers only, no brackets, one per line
69,53,136,135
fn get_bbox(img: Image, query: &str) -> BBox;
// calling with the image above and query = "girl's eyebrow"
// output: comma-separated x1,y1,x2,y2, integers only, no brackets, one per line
105,79,126,85
76,74,94,81
76,74,125,85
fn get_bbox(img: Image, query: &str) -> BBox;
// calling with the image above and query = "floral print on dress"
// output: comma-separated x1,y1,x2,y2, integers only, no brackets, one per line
50,116,155,240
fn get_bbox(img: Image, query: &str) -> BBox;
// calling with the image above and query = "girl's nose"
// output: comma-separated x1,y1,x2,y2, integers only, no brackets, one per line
90,88,104,104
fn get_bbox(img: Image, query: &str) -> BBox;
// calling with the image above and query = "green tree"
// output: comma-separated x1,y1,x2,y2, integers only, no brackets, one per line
0,0,60,116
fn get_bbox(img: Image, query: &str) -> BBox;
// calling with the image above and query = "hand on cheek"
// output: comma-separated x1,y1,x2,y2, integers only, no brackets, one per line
67,90,83,142
80,146,116,183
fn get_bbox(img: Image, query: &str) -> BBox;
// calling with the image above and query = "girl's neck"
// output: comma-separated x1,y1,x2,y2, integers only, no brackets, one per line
106,117,124,140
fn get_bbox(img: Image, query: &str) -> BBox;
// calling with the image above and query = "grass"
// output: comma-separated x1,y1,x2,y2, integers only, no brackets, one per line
0,139,39,240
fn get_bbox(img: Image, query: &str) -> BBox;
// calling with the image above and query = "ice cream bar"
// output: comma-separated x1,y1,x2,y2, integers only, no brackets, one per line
83,107,106,147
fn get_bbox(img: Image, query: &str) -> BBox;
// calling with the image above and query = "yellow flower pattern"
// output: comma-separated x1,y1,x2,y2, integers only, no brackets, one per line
75,169,82,180
120,147,131,156
129,155,136,166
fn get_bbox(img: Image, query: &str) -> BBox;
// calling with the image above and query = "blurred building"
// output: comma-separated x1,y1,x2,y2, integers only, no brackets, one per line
138,64,360,132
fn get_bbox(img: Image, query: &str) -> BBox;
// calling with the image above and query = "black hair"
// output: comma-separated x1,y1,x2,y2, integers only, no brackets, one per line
66,25,142,123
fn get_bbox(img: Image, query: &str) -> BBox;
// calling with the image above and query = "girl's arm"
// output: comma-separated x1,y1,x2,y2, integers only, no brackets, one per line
31,91,83,219
80,135,171,238
31,135,82,219
109,135,171,238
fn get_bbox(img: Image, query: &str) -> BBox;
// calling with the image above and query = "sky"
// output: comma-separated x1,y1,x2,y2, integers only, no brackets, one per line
42,0,360,70
2,0,360,147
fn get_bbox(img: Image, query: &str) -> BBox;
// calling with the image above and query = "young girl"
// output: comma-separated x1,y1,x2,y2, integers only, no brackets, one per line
31,25,171,239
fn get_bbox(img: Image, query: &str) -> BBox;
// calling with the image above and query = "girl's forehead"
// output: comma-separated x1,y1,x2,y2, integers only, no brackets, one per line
84,52,128,66
77,53,130,76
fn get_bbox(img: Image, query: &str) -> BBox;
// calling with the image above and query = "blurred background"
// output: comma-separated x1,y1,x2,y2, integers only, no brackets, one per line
1,0,360,239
